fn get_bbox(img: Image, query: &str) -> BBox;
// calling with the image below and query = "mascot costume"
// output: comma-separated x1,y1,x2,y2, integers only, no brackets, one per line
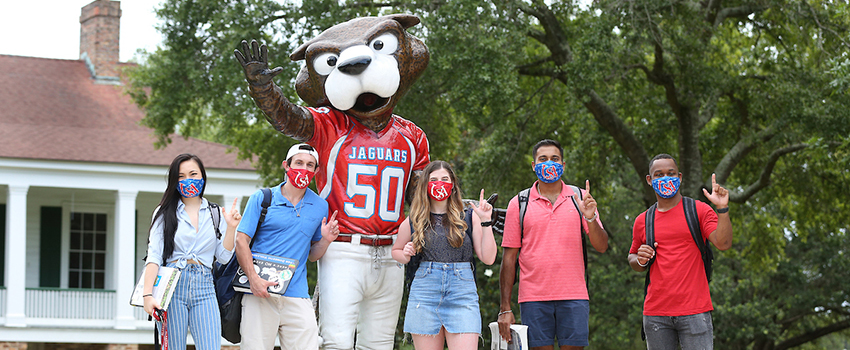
235,14,430,350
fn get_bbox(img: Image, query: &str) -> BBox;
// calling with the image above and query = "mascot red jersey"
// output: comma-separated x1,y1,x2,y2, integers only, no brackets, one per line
236,14,430,350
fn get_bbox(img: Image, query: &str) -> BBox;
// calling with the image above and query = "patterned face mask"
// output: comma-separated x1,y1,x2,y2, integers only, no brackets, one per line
652,176,681,199
177,178,204,198
534,161,564,184
428,181,453,201
287,168,315,189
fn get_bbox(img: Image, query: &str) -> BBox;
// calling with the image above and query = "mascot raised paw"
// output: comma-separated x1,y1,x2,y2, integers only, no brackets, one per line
235,14,430,350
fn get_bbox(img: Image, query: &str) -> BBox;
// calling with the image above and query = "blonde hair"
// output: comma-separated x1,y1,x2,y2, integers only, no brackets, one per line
409,161,468,252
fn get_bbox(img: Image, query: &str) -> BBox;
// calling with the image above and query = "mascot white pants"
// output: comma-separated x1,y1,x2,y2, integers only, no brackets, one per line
318,239,403,350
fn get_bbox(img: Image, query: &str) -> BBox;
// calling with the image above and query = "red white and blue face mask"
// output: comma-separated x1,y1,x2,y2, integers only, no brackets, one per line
428,181,453,201
287,168,315,189
534,161,564,184
652,176,681,199
177,178,204,198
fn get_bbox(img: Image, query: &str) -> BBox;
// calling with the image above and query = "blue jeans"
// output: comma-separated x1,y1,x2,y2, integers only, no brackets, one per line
163,262,221,350
643,312,713,350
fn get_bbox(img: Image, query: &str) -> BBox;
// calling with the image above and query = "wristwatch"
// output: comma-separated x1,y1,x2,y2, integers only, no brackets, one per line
480,220,494,227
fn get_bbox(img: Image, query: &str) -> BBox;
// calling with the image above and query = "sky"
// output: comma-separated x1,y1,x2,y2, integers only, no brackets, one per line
0,0,163,63
0,0,593,63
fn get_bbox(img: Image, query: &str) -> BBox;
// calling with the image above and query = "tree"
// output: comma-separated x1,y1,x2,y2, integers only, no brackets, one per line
126,0,850,348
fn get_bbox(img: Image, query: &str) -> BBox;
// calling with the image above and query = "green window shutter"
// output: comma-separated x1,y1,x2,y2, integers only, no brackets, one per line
40,206,62,287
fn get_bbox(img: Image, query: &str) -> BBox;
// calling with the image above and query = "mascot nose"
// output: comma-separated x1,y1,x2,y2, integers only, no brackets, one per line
337,56,371,75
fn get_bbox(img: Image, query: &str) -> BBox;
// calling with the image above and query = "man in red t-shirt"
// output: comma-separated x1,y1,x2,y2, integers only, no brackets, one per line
628,154,733,350
498,139,609,350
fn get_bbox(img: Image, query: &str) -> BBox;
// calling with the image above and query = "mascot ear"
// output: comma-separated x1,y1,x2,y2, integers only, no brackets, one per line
385,14,420,29
290,42,309,62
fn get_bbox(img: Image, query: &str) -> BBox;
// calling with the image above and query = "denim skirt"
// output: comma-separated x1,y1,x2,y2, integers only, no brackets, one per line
404,261,482,335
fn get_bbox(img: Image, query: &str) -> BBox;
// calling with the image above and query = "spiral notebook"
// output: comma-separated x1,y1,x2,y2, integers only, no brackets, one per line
129,266,181,310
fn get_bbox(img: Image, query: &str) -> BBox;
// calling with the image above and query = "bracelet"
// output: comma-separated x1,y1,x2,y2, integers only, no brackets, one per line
142,293,153,298
498,310,512,316
716,207,729,214
584,212,598,222
637,259,648,267
481,220,494,227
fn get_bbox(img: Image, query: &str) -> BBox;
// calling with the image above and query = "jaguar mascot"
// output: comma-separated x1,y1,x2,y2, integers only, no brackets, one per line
235,14,430,350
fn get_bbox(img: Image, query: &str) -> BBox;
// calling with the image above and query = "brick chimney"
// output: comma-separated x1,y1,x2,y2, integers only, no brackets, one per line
80,0,121,82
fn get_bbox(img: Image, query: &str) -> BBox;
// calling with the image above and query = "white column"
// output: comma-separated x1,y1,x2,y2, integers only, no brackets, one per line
113,190,138,329
5,185,28,327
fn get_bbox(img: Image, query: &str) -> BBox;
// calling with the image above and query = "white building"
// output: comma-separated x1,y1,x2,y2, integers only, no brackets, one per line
0,1,260,348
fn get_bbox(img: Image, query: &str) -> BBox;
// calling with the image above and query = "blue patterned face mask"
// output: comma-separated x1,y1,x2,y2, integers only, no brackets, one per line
651,176,680,199
177,178,204,198
534,161,564,184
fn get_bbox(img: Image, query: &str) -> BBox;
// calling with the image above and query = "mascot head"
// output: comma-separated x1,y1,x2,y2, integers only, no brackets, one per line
289,14,429,124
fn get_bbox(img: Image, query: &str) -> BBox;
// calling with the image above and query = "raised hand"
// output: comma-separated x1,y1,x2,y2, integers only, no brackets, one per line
234,40,284,87
577,180,597,220
702,173,729,209
321,211,340,243
222,197,242,227
472,189,494,222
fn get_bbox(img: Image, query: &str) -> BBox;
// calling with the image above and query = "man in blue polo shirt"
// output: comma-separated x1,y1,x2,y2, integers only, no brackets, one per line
235,143,339,350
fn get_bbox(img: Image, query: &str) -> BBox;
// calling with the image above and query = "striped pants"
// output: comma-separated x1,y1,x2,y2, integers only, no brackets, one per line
164,262,221,350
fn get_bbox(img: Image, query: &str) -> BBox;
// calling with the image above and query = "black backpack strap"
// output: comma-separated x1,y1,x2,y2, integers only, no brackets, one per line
566,185,589,283
251,188,273,250
517,188,531,240
405,219,422,288
208,201,222,240
514,188,531,285
464,208,476,279
644,203,658,268
641,203,657,341
682,197,713,282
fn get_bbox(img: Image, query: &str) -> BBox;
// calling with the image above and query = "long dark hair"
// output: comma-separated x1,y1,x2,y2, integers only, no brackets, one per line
150,154,207,265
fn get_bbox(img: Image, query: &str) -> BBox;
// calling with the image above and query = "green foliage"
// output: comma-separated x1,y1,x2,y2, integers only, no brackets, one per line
129,0,850,348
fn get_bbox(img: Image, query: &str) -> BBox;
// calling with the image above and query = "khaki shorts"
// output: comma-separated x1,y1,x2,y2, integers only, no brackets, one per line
240,294,318,350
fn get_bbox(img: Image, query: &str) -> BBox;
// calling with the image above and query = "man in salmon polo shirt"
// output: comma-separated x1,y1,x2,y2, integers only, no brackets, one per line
498,139,609,350
628,153,733,349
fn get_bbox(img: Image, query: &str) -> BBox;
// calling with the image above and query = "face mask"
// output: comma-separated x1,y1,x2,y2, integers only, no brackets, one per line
287,168,315,189
177,178,204,198
428,181,453,201
652,176,681,199
534,161,564,184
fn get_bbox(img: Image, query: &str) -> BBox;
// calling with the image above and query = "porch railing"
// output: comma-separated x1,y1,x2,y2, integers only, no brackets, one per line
25,288,115,319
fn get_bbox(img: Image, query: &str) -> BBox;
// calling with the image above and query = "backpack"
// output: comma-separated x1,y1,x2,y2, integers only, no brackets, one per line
209,202,221,239
214,188,272,344
404,208,476,288
640,196,714,340
514,185,588,285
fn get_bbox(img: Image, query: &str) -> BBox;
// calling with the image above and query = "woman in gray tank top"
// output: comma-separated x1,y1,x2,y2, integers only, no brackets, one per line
392,160,498,349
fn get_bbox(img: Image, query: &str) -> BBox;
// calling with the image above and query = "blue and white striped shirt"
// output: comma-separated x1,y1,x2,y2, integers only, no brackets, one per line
146,198,233,269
